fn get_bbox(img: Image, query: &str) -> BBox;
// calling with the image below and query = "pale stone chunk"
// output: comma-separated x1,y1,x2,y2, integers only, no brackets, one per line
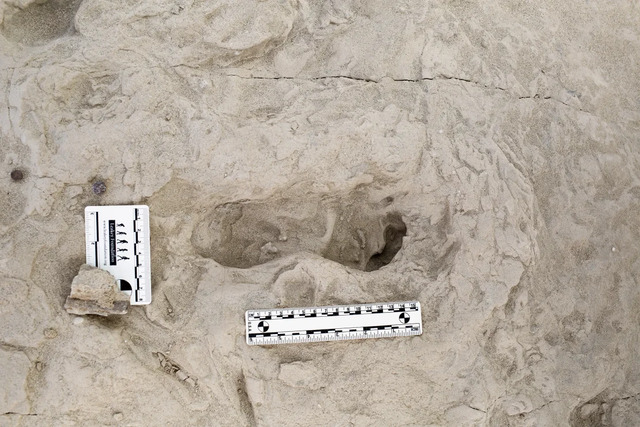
64,265,129,316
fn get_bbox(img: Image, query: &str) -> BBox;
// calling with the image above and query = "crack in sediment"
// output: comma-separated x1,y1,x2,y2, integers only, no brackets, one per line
521,400,558,415
4,67,17,140
518,94,579,111
223,73,590,114
465,404,487,413
223,72,505,90
1,412,38,416
0,341,33,352
618,392,640,401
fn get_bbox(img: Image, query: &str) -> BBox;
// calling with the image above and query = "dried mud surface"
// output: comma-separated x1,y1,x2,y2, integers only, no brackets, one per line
1,1,640,426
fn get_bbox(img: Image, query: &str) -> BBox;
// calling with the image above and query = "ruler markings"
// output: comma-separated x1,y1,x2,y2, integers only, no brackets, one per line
85,205,151,305
246,301,422,345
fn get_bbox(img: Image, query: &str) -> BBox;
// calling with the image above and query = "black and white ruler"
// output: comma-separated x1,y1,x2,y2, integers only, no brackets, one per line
246,301,422,345
85,205,151,305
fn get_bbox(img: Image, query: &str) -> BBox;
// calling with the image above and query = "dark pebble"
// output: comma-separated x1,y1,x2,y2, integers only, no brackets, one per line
92,181,107,195
10,169,24,181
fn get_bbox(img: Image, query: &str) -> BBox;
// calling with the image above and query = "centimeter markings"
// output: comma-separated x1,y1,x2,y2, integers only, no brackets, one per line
85,210,99,268
246,301,422,345
132,207,151,304
84,205,152,305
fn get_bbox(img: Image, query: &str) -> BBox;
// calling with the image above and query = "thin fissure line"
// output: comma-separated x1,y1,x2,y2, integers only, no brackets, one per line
221,72,588,113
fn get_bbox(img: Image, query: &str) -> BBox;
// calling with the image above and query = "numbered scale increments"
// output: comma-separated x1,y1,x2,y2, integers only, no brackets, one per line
246,301,422,345
85,205,151,305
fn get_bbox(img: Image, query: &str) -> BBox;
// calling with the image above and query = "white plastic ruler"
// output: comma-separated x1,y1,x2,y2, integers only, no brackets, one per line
85,205,151,305
246,301,422,345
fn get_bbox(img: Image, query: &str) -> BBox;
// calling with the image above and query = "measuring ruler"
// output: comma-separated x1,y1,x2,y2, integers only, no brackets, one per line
246,301,422,345
85,205,151,305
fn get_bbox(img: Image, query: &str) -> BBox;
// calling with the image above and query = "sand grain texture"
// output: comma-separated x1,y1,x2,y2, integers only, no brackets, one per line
1,0,640,425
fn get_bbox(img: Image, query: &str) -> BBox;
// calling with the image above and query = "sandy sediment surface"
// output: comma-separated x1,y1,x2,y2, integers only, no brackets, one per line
1,1,640,425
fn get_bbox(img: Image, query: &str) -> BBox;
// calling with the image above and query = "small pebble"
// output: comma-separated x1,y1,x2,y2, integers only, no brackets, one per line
261,242,279,255
44,328,58,339
113,412,124,421
10,169,24,181
35,361,43,371
73,316,84,325
92,181,107,195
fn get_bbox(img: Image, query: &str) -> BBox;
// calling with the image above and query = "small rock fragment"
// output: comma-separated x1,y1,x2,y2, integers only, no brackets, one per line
10,169,24,181
113,412,124,421
92,181,107,195
43,328,58,339
154,352,198,387
261,242,279,255
64,264,130,316
175,370,188,381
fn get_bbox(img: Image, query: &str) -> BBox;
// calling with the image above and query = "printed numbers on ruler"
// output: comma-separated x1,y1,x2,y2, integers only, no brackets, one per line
246,301,422,345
